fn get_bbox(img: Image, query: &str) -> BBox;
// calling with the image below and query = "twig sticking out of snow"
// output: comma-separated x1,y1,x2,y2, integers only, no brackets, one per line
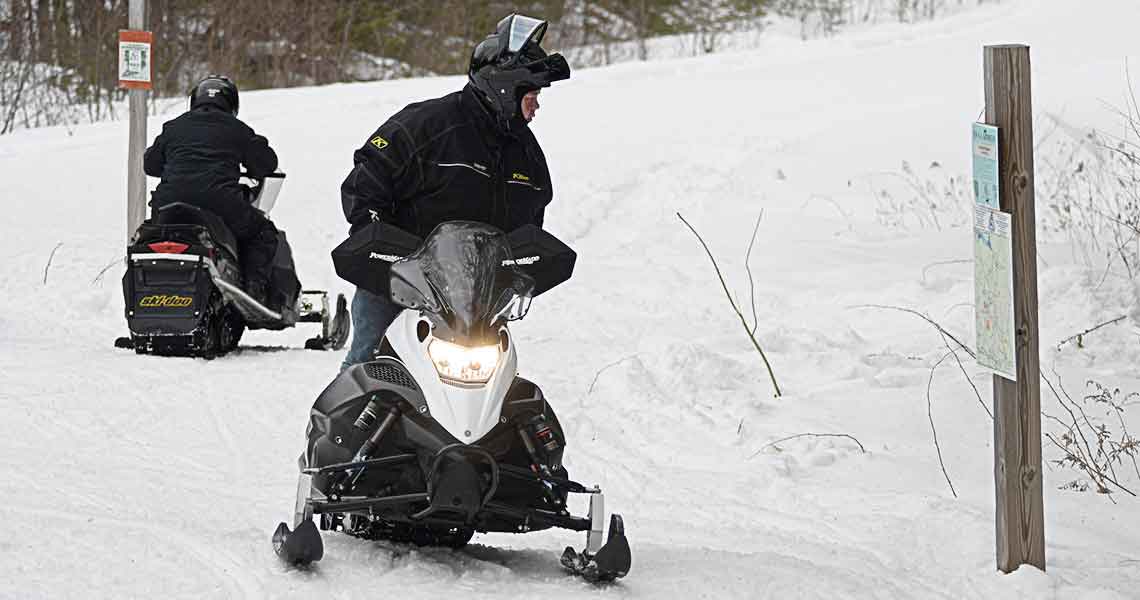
854,303,997,497
91,256,122,285
677,212,781,397
853,303,991,422
1056,315,1128,350
587,354,641,395
851,304,975,359
750,433,866,458
920,259,972,285
42,242,62,285
938,330,992,420
928,351,959,498
1041,374,1138,499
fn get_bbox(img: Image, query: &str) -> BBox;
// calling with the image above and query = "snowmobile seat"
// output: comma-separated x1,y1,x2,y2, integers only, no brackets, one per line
151,202,240,260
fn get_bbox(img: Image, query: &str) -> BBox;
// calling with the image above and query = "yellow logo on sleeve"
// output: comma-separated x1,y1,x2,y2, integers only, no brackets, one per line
511,172,530,182
370,136,389,150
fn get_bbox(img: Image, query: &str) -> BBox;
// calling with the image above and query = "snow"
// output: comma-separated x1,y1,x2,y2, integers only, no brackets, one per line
3,0,1140,597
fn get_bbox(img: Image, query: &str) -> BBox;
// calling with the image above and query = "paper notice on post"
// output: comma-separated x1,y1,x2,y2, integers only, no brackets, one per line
973,123,1000,209
974,204,1016,380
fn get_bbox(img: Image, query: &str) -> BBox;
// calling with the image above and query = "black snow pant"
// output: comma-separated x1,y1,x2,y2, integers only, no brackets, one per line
152,186,279,292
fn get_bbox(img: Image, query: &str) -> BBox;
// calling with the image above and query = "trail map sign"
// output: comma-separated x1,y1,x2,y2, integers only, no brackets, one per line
972,123,1016,380
974,204,1016,380
973,123,1000,209
118,30,153,90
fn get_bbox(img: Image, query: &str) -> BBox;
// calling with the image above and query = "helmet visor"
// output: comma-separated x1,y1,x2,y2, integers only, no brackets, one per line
507,15,547,54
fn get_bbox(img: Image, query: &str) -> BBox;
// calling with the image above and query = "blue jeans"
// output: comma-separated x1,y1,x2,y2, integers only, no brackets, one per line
340,287,404,371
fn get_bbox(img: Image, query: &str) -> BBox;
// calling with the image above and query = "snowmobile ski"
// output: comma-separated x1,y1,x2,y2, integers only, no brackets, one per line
272,519,324,566
560,514,631,582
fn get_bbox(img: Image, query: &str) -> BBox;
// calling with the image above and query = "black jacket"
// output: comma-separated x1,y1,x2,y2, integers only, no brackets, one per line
341,84,553,238
145,105,278,206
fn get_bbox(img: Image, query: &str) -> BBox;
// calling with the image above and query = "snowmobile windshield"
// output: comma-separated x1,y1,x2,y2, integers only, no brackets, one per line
389,222,535,343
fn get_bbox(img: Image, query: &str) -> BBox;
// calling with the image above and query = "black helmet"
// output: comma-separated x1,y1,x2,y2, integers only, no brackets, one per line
189,75,239,115
468,14,570,129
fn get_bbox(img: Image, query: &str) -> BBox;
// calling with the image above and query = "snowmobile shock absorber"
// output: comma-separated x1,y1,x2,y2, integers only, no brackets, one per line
353,399,381,431
342,405,401,490
516,424,561,505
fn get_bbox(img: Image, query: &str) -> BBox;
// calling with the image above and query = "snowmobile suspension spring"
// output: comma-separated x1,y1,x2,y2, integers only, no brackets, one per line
516,425,561,506
353,400,380,430
346,406,401,489
516,425,552,478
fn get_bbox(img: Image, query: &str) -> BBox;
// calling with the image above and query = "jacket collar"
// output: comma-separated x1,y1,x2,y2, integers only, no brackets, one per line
460,83,527,140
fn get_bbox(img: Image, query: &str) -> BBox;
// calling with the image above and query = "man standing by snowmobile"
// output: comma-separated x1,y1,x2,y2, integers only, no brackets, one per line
144,75,281,307
339,14,570,370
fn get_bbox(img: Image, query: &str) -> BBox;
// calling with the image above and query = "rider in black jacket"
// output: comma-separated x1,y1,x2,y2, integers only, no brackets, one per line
145,75,281,306
339,14,570,370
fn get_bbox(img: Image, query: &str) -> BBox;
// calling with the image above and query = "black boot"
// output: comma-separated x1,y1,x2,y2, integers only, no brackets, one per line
245,279,270,308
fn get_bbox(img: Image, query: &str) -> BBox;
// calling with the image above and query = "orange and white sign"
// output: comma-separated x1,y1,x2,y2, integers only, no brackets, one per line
118,30,153,89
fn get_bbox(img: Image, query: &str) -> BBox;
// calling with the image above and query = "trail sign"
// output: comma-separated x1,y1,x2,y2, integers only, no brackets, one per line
974,203,1016,380
972,122,1016,380
972,123,1000,209
118,30,153,90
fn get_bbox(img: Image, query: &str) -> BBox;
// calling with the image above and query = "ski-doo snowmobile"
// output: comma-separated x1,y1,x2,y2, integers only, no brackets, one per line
115,173,349,357
273,221,631,582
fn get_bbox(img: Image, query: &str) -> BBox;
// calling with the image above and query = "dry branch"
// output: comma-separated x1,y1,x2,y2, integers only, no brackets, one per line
587,354,641,395
749,432,867,458
42,242,63,285
1056,315,1128,350
927,351,959,498
678,212,781,397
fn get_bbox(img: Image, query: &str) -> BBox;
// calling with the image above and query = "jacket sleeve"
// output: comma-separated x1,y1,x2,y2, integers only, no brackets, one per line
242,128,279,178
340,119,418,232
143,126,167,177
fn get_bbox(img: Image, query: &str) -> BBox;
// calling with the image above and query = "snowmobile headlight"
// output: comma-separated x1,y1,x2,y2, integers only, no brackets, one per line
428,338,500,385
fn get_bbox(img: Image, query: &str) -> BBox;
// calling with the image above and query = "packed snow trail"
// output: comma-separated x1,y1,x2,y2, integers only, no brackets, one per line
3,1,1140,598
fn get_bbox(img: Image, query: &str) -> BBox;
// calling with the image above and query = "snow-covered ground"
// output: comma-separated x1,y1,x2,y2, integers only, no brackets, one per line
3,0,1140,597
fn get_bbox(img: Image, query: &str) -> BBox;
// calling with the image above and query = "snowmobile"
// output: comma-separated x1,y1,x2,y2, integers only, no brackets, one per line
272,221,631,582
114,173,350,357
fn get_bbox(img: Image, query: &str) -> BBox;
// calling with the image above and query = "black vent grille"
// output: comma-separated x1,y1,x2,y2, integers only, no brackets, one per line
364,363,417,389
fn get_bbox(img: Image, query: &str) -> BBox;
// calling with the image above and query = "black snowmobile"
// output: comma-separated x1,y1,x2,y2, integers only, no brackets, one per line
115,173,349,356
272,221,631,582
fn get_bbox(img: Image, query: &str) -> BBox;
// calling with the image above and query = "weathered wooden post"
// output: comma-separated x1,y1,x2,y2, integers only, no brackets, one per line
121,0,150,242
983,44,1045,573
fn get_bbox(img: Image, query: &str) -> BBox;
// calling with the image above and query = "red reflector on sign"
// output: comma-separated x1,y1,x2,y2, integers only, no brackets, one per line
148,242,189,254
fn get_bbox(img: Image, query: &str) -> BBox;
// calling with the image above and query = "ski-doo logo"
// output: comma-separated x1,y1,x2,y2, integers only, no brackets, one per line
502,255,540,266
369,252,401,262
370,136,389,150
139,294,193,308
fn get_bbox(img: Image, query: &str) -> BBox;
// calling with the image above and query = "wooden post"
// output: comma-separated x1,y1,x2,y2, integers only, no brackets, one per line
126,0,148,242
984,44,1045,573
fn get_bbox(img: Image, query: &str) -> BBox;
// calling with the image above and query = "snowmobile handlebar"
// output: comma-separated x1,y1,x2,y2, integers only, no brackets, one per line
331,222,577,301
